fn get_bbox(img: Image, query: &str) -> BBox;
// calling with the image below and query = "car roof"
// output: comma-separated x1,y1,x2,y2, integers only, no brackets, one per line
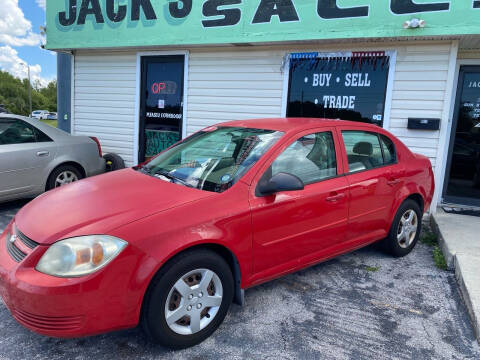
220,118,381,134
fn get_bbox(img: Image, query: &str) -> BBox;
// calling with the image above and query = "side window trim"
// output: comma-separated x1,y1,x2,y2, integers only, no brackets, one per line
379,133,398,165
377,133,386,164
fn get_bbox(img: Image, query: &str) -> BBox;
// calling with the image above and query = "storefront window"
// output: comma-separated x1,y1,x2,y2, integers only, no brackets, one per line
286,52,390,126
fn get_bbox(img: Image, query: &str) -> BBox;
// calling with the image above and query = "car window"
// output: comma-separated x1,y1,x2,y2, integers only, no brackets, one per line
380,134,396,165
34,127,53,142
342,131,384,173
268,131,337,185
142,126,283,193
0,119,37,145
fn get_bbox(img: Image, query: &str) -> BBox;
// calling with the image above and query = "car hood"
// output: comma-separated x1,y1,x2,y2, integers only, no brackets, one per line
15,168,214,245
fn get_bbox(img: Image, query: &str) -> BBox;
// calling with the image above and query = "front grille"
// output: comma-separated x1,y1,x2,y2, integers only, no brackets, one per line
6,237,26,262
5,227,39,262
17,230,39,249
13,309,84,332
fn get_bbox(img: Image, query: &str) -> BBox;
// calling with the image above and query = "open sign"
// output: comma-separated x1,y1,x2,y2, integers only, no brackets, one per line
151,81,178,95
151,82,165,94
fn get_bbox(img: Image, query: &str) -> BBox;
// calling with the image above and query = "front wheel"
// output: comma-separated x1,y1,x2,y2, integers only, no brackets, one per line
382,199,422,257
141,249,234,349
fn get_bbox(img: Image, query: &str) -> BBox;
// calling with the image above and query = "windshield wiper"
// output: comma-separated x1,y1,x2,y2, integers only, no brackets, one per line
136,164,151,173
153,169,195,188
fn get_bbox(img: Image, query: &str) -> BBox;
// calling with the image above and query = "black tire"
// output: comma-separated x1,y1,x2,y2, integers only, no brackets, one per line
46,164,83,190
141,249,234,349
103,153,125,172
382,199,422,257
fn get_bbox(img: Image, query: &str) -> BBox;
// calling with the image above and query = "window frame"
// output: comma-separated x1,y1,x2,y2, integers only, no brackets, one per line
280,50,397,131
254,128,343,196
339,129,398,175
378,133,397,166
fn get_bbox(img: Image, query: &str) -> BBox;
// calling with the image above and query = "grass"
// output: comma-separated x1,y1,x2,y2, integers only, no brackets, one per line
420,231,438,246
433,246,448,270
365,265,381,272
40,119,58,128
420,229,448,270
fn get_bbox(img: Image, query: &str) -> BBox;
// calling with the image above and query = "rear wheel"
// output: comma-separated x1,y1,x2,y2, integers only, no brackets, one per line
46,165,83,190
141,249,233,349
383,199,422,257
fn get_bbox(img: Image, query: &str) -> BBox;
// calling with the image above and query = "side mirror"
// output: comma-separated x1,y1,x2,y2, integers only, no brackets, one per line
257,172,304,196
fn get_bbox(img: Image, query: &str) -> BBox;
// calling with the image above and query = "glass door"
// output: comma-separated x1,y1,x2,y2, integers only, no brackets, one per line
139,55,185,162
443,66,480,206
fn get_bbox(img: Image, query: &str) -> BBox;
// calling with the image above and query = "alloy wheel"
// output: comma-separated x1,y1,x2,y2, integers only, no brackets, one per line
164,269,223,335
397,209,418,248
55,171,79,187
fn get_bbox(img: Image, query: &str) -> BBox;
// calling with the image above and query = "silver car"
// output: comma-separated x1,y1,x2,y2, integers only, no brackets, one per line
0,114,105,203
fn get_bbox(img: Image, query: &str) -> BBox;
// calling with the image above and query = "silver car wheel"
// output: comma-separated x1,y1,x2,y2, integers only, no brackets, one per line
164,268,223,336
397,209,418,248
55,170,79,187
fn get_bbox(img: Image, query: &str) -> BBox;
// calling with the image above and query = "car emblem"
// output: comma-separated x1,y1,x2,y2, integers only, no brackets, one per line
9,234,17,244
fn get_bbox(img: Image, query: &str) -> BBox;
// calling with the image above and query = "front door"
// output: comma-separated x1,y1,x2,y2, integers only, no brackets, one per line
249,129,349,282
443,66,480,207
139,55,185,163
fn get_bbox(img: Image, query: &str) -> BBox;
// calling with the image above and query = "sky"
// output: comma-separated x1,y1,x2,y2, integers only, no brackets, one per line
0,0,55,87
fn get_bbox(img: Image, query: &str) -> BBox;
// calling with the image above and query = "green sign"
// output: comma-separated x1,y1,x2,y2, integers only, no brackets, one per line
46,1,480,50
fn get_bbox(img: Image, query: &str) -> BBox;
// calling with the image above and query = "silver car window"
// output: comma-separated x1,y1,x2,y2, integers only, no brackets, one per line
0,119,37,145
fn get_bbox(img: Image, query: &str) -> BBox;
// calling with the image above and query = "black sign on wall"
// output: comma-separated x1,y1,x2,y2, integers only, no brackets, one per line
286,52,390,126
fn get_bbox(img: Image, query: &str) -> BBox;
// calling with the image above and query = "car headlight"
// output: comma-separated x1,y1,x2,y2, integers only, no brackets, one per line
36,235,127,277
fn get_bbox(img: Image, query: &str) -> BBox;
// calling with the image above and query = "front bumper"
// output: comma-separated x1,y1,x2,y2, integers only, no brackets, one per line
0,221,148,338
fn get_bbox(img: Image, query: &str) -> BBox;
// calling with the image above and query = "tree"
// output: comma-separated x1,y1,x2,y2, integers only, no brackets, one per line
0,70,57,115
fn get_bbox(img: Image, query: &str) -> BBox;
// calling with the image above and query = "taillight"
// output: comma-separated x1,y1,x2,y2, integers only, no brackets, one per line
90,136,102,157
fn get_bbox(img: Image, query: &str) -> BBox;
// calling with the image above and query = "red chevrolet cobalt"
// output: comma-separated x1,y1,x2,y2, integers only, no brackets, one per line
0,118,434,348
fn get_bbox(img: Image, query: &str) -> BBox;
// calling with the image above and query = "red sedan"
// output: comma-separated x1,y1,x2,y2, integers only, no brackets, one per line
0,118,434,348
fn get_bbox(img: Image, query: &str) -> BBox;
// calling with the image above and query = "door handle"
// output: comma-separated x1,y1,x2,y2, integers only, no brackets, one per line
326,193,345,202
36,151,49,157
387,178,400,186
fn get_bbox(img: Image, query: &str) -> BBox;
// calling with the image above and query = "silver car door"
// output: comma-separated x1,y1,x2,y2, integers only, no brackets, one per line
0,119,55,200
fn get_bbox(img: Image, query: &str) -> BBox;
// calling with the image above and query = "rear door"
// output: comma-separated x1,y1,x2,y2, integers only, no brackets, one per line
249,128,349,281
0,119,56,199
338,128,403,245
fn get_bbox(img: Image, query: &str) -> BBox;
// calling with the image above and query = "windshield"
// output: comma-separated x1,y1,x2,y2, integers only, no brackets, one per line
140,126,283,193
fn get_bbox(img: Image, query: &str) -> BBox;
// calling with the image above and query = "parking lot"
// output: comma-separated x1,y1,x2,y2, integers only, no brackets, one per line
0,200,479,360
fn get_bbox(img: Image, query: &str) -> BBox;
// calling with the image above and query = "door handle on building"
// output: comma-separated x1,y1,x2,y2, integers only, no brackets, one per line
36,151,49,157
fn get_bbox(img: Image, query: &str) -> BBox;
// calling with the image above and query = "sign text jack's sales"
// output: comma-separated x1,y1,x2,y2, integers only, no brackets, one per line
58,0,463,28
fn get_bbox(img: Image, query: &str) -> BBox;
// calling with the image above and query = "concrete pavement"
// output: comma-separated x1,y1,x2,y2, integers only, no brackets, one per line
431,208,480,343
